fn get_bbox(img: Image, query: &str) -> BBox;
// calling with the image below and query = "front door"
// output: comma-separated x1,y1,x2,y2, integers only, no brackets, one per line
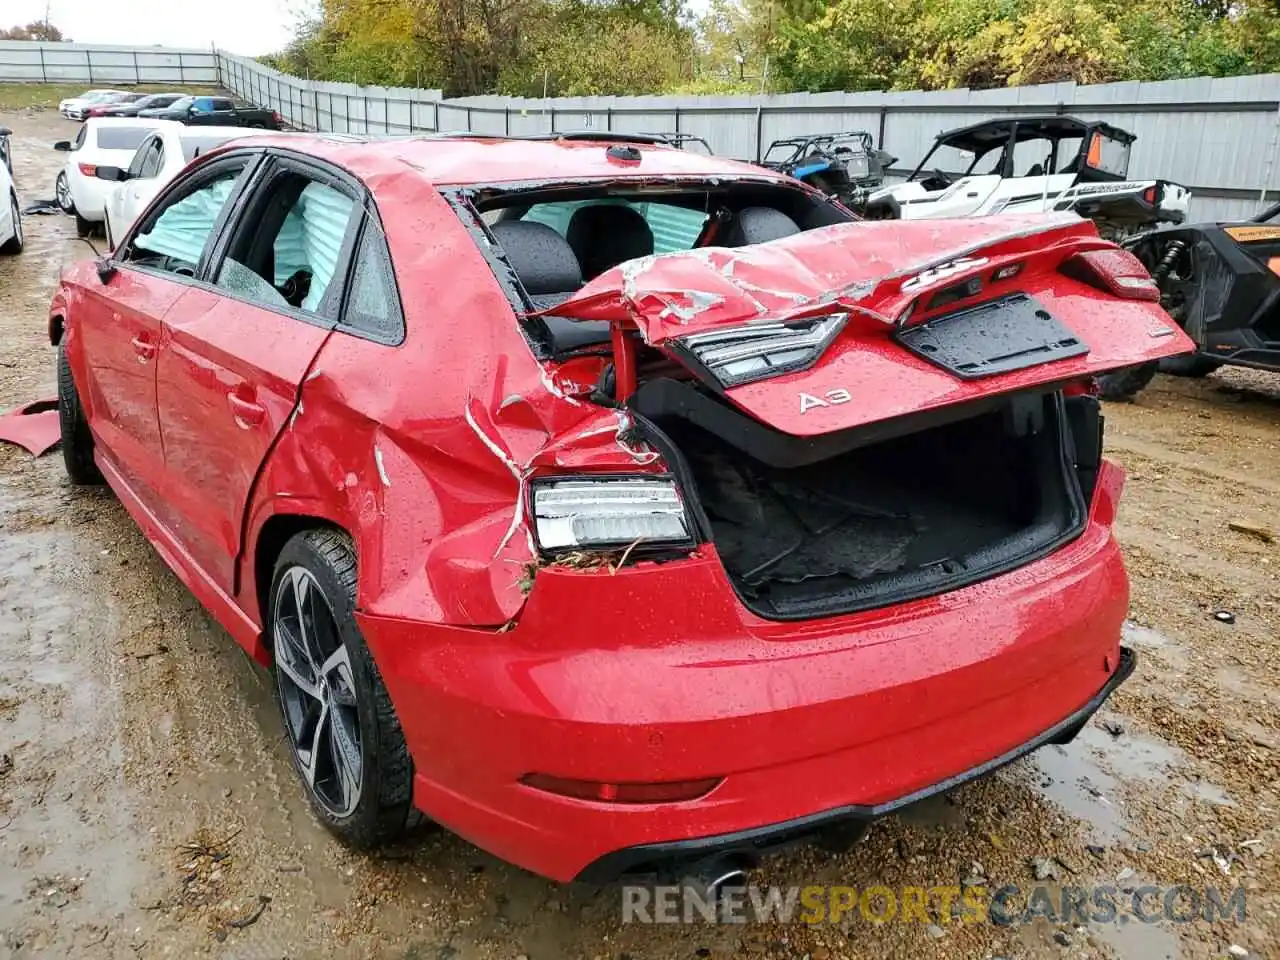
154,156,361,592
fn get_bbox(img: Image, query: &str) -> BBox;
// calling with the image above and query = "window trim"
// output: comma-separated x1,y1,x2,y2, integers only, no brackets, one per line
199,149,366,332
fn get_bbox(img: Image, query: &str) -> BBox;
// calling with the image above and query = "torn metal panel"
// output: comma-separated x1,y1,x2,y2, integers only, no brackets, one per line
0,399,60,456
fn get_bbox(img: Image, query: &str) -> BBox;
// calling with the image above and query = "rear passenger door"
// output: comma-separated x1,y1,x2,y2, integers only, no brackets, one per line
153,153,361,592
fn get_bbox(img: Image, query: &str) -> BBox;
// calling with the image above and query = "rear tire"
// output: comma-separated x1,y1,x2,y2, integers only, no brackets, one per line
1098,362,1159,402
1159,353,1223,378
56,341,103,485
0,193,22,255
55,172,75,214
269,529,422,849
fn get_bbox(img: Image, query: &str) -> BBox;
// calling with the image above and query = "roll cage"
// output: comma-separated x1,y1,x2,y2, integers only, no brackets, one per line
909,117,1136,184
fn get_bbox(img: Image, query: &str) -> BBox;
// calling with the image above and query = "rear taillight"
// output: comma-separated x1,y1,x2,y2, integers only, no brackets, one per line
77,163,97,177
1060,248,1160,302
273,111,282,124
1143,185,1158,205
520,773,721,804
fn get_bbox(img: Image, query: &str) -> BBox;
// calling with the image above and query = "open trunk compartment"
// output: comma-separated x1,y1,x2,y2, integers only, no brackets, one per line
638,385,1092,620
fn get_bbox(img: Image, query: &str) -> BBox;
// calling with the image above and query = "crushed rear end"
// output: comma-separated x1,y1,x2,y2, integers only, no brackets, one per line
375,208,1195,883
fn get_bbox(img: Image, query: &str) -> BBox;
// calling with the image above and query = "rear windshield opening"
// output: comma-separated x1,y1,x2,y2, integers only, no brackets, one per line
456,179,858,354
96,126,154,151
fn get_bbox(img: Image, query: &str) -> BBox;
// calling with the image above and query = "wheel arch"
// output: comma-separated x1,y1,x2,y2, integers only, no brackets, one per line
249,508,355,652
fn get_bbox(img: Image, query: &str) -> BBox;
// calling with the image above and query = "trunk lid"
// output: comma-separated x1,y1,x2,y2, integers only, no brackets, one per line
544,213,1193,436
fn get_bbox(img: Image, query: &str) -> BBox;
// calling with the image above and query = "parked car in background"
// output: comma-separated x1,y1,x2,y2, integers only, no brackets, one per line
0,128,20,255
60,90,130,121
84,93,146,119
53,118,177,236
98,125,278,247
49,133,1192,885
138,95,282,130
93,92,187,119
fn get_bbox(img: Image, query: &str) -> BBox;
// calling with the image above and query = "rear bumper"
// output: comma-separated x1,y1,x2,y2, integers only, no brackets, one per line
359,463,1131,883
577,646,1134,882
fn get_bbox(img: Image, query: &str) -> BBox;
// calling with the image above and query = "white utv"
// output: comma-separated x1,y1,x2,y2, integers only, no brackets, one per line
864,116,1190,239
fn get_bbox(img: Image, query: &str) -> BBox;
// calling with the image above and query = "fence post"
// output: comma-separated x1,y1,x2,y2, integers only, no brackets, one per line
606,106,612,131
548,105,554,133
364,93,371,134
674,105,681,133
754,105,763,162
38,45,45,83
178,51,186,84
877,105,887,149
132,49,140,84
504,107,510,136
85,48,93,83
466,105,473,131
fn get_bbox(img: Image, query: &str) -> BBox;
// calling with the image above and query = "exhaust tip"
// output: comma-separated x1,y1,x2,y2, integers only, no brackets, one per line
679,855,753,902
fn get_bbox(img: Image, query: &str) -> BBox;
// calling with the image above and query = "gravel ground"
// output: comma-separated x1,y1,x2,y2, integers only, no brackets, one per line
0,109,1276,960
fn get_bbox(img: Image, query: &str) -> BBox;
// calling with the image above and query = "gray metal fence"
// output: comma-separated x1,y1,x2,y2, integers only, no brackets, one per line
3,40,1279,221
0,40,218,85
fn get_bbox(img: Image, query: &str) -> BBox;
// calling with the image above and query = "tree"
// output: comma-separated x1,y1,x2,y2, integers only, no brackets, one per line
0,21,66,41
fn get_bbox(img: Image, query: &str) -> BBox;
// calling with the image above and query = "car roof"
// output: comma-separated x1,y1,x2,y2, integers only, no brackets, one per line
215,134,781,187
86,116,180,128
937,116,1136,152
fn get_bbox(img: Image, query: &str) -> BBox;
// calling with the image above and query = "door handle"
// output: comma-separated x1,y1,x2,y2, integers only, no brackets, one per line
227,392,266,428
130,336,156,362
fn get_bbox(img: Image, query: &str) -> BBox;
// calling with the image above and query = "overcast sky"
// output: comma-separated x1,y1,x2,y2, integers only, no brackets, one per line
7,0,304,56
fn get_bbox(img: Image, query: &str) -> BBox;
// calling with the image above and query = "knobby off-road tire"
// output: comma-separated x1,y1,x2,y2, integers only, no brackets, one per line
270,529,425,849
1098,362,1159,402
1159,353,1224,378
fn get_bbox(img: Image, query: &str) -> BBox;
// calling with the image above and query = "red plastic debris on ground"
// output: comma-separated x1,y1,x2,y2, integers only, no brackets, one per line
0,398,60,456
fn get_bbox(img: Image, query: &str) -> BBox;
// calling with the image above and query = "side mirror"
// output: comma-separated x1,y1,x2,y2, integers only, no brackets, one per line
187,105,198,116
94,165,129,182
53,140,72,152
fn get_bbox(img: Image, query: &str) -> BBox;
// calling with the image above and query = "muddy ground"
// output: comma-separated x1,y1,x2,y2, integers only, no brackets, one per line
0,108,1277,960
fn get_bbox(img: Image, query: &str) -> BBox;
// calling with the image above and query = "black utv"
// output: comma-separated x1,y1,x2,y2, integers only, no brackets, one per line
1099,201,1280,399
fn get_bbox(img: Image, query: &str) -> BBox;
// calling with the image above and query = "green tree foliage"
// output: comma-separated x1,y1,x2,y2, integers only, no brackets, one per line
271,0,1280,95
268,0,690,96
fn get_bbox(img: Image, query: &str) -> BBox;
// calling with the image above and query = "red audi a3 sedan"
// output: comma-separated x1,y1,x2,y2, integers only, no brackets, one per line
49,133,1191,883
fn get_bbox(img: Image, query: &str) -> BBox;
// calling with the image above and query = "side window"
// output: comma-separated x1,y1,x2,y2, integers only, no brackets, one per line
138,140,164,179
213,99,235,111
126,163,249,276
193,97,214,113
213,168,357,316
340,223,404,342
126,138,154,179
72,125,87,151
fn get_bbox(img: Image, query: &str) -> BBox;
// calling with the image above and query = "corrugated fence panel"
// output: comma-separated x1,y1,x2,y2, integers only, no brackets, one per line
7,42,1280,215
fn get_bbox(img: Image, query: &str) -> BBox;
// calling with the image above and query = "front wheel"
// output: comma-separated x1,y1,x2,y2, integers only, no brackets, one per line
1098,362,1159,402
270,529,421,849
56,341,103,484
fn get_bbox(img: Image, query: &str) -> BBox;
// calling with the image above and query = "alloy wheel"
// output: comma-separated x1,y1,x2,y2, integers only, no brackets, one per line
56,174,72,212
10,197,20,247
273,566,364,818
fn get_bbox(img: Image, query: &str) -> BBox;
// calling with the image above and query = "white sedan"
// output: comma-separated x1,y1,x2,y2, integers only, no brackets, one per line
53,117,177,237
0,125,21,256
99,125,277,248
58,89,128,121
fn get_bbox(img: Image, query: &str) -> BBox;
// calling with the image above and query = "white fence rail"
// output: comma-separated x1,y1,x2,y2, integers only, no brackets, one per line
0,41,218,85
3,41,1279,220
